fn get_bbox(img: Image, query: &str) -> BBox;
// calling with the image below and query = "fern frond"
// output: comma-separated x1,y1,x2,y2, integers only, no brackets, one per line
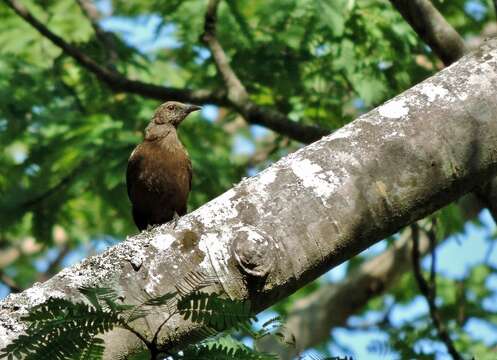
76,336,105,360
79,287,119,311
179,335,278,360
261,316,283,329
238,316,285,340
175,271,218,296
0,297,122,360
23,326,95,360
178,292,255,331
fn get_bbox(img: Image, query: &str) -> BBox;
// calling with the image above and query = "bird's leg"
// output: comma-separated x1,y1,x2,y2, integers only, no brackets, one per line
171,212,181,229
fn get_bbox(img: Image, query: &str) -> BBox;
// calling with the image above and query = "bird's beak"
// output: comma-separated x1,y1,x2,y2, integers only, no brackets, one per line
185,104,202,113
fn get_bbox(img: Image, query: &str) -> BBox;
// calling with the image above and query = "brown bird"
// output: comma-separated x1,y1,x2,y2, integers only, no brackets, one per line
126,101,201,231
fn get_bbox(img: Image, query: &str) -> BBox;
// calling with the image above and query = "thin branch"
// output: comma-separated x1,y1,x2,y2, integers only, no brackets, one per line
225,0,254,46
0,270,22,293
121,323,153,351
494,0,497,19
389,0,466,65
3,0,226,105
4,0,329,144
474,178,497,222
37,244,71,282
411,224,463,360
202,0,248,105
75,0,119,64
200,0,330,143
151,311,177,349
21,161,88,209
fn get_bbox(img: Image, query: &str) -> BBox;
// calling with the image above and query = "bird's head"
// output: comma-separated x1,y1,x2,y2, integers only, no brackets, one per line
153,101,201,127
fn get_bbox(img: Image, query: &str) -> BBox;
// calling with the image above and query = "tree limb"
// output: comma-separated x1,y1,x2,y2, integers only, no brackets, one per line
2,0,227,104
257,222,431,358
2,41,497,358
75,0,119,64
389,0,497,229
255,194,484,358
202,0,249,105
199,0,329,143
389,0,466,65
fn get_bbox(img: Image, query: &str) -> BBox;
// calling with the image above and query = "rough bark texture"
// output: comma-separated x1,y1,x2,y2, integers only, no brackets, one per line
255,194,484,358
257,224,431,358
2,41,497,358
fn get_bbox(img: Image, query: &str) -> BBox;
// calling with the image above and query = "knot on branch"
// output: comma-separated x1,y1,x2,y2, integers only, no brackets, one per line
231,226,274,277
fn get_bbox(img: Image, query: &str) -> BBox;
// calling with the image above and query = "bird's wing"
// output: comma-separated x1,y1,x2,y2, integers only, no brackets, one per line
187,156,193,192
126,145,142,201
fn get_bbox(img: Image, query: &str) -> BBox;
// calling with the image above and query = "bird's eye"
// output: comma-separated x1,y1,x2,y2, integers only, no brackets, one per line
167,104,175,111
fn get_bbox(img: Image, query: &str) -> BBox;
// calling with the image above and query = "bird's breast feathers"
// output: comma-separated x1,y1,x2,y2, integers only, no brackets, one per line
130,141,191,193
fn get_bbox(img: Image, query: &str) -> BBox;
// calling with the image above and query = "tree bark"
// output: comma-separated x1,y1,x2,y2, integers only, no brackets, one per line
255,194,484,358
2,41,497,359
257,223,431,358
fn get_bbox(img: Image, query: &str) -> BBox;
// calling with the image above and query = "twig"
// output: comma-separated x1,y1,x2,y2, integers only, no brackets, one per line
37,244,71,282
151,311,177,349
411,223,463,360
199,0,330,143
121,322,154,354
21,161,88,209
75,0,119,64
0,270,22,293
225,0,254,46
474,179,497,224
202,0,248,105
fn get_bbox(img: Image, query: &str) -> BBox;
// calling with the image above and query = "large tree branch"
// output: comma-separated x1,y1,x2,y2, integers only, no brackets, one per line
389,0,497,225
257,222,432,358
3,0,328,144
255,194,484,358
2,41,497,358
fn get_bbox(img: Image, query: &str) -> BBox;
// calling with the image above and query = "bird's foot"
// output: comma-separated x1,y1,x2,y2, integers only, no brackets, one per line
146,224,157,231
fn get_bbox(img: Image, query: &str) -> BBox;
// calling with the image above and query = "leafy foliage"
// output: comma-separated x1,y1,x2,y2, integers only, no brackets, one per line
0,271,289,360
0,293,122,360
178,291,254,331
178,335,278,360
